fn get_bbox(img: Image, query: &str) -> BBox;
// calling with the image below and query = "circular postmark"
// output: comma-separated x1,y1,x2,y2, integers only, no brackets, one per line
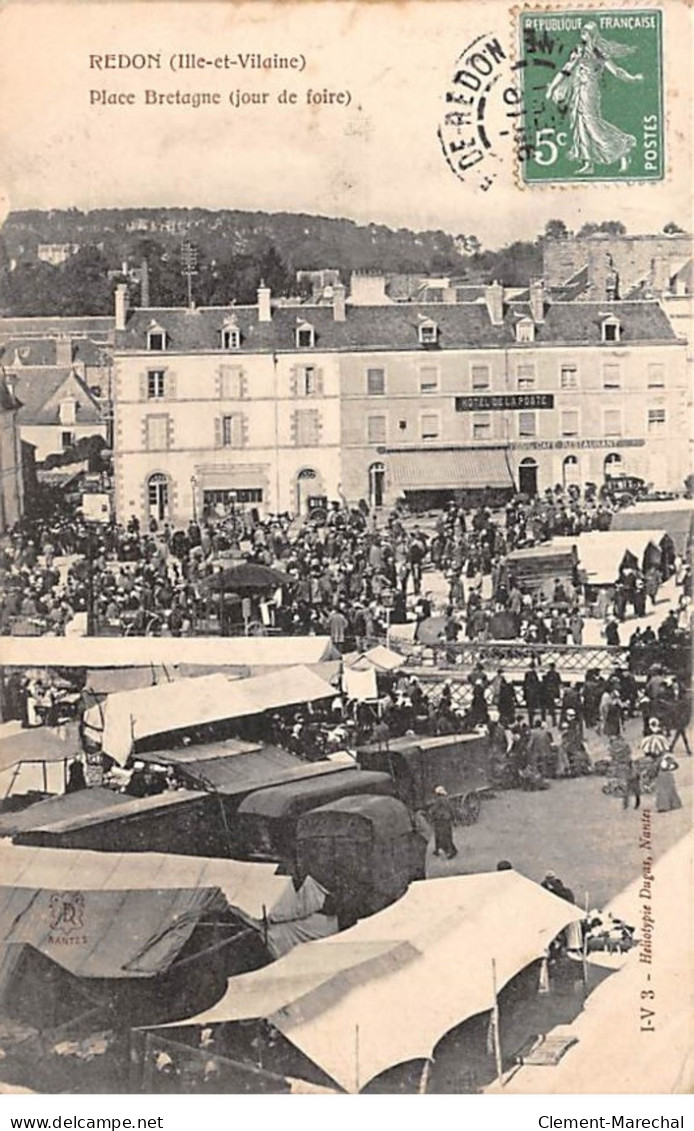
438,31,528,192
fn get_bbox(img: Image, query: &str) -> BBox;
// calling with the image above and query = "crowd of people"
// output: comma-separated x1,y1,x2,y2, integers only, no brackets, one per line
1,488,689,655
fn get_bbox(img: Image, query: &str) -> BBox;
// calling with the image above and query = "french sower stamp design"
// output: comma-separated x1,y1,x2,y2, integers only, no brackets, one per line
518,9,664,184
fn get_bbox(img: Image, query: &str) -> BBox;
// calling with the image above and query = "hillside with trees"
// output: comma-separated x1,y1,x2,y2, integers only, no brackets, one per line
0,208,657,315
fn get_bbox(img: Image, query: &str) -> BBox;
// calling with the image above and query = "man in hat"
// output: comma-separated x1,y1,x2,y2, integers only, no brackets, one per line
429,786,457,859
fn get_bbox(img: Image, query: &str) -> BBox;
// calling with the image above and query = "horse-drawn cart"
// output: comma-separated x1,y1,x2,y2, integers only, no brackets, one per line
357,732,491,825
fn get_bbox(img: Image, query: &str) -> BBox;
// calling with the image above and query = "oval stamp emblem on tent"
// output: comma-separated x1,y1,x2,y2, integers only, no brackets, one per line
517,8,664,183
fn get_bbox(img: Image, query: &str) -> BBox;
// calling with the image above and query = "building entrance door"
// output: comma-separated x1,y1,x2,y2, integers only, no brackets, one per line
518,457,538,497
147,473,169,523
369,462,385,508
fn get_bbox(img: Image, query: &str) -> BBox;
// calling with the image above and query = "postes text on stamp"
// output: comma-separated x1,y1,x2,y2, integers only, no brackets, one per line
517,8,664,184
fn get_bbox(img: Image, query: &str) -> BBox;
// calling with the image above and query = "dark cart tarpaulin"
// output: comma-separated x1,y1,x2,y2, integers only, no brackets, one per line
0,786,131,839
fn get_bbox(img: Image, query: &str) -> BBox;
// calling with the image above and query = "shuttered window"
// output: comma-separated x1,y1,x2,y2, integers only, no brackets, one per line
219,365,245,399
603,409,622,437
518,411,537,438
471,365,490,390
367,415,386,444
215,413,248,448
145,415,170,451
561,410,579,437
366,368,385,396
293,409,321,446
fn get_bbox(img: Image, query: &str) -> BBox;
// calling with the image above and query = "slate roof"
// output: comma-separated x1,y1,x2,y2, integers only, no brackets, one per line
0,336,110,368
0,316,113,337
13,367,103,425
115,299,680,355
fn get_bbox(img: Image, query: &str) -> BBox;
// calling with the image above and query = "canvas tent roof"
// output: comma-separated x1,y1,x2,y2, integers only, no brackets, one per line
0,725,81,776
553,530,667,585
611,501,693,554
0,636,338,669
0,885,222,983
0,842,332,956
342,646,406,673
89,666,337,765
167,871,579,1092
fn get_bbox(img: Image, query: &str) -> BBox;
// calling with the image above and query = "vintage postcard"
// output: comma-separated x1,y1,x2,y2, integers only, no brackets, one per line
0,0,692,1100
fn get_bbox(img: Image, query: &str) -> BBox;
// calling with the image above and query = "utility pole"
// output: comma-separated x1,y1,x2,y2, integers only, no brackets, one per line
181,241,198,308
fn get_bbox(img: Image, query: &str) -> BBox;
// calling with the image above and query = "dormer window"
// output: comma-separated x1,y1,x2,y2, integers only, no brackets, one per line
296,321,315,349
222,326,240,350
601,316,621,343
147,322,167,351
419,319,438,345
516,317,535,343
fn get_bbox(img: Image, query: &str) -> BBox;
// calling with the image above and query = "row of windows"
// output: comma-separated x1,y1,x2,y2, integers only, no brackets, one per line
144,315,624,352
140,361,670,400
142,409,324,451
146,324,317,352
365,407,670,444
143,366,324,400
365,361,668,395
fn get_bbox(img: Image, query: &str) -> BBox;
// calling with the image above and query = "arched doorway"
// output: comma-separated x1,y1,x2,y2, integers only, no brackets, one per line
147,473,169,523
604,452,622,480
368,462,385,509
563,454,580,489
296,467,317,515
518,457,538,497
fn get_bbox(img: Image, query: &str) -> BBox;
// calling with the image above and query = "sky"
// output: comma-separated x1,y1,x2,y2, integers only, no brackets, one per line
0,0,691,249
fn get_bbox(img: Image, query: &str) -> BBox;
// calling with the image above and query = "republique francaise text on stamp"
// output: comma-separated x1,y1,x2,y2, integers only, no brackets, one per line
518,8,664,184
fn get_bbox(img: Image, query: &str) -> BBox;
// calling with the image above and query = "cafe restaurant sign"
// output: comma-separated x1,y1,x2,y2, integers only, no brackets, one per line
455,394,554,411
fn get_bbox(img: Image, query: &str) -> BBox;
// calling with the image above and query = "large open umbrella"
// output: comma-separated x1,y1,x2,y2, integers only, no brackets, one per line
200,562,292,593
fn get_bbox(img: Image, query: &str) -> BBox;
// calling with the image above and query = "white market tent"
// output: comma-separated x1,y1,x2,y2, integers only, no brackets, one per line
85,666,337,765
0,724,81,798
164,871,579,1093
553,529,667,586
0,635,338,669
0,843,335,958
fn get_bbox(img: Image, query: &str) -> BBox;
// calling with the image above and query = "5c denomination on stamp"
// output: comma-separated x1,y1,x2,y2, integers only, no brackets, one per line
517,8,664,184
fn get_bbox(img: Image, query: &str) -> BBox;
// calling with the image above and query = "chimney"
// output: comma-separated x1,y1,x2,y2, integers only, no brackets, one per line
140,259,150,307
115,283,129,331
3,371,18,401
529,278,546,323
650,256,669,295
485,280,504,326
443,286,458,304
333,282,346,322
257,283,272,323
349,272,389,306
56,334,73,367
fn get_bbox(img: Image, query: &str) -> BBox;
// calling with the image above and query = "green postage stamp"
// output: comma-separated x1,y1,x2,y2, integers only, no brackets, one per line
518,9,664,184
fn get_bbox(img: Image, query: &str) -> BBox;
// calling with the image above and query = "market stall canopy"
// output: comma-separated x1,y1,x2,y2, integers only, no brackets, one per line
611,500,693,554
342,646,406,673
0,636,338,669
168,871,580,1093
139,744,354,797
0,787,131,839
0,843,335,959
0,724,81,776
553,530,667,585
387,447,514,491
0,885,223,986
88,666,337,765
199,562,292,592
